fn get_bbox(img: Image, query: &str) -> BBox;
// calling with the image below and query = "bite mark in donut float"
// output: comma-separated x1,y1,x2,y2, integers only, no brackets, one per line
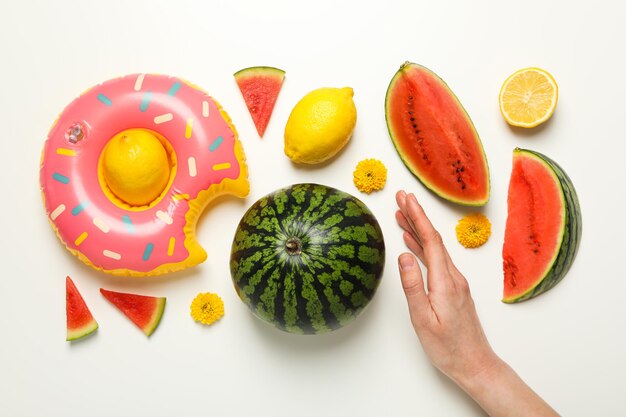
40,74,249,276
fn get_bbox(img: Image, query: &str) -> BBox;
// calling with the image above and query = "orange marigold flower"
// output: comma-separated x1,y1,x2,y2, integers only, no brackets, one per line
456,213,492,248
190,292,224,325
353,159,387,194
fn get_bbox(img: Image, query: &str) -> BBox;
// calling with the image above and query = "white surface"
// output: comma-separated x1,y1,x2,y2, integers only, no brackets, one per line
1,1,625,416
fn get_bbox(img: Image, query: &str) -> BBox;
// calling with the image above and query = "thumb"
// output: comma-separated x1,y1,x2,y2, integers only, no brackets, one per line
398,253,429,326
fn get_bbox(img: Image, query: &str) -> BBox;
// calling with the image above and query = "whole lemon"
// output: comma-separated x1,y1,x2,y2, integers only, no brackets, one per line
102,129,171,206
284,87,357,164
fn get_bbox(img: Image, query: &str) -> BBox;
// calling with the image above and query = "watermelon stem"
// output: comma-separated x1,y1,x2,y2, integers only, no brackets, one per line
285,237,302,255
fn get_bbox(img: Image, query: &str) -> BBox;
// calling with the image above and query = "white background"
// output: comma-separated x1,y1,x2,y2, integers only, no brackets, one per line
1,1,625,416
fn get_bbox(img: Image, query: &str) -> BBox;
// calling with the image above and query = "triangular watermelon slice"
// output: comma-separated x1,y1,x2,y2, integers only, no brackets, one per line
66,276,98,341
234,66,285,137
100,289,166,336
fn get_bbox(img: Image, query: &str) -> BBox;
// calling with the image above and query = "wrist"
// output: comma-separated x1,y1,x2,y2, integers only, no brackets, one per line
454,353,508,396
452,355,561,416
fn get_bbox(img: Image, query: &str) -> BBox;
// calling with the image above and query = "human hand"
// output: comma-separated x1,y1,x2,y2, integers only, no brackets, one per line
395,190,500,386
396,191,560,416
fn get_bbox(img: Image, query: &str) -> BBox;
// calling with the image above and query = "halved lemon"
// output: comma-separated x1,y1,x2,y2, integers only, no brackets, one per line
499,67,558,128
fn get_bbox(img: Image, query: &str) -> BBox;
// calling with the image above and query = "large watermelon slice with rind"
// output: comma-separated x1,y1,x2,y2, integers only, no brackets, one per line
502,148,582,303
66,276,98,341
385,62,490,206
234,66,285,137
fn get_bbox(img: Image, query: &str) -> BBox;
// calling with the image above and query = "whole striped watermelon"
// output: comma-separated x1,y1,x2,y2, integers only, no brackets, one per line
230,183,385,334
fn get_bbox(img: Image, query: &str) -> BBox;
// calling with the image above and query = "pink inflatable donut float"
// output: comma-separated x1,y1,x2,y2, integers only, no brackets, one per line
40,74,249,276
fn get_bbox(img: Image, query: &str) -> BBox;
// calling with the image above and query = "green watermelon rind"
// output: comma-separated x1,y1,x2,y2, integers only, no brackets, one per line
230,183,385,335
502,148,582,303
233,66,285,79
67,320,99,342
384,61,490,207
142,297,166,336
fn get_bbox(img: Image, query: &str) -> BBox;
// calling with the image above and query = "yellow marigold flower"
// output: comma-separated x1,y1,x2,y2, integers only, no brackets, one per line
353,159,387,194
456,213,492,248
190,292,224,325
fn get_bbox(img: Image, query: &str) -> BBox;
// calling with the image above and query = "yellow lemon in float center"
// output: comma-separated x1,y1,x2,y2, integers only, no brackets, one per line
284,87,357,164
102,129,171,206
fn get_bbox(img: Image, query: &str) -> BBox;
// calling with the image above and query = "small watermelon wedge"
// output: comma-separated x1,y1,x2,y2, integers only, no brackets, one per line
234,66,285,137
100,289,166,336
66,276,98,341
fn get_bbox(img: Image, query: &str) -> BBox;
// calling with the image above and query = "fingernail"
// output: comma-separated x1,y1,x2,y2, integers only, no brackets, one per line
398,253,415,271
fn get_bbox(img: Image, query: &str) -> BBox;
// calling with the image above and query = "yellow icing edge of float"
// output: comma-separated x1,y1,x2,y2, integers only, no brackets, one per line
40,77,250,277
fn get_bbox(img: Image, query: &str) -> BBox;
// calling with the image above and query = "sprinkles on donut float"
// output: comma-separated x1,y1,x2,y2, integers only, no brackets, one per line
40,74,249,276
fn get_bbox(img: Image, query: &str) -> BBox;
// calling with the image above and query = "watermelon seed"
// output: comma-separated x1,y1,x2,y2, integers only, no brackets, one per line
503,257,518,288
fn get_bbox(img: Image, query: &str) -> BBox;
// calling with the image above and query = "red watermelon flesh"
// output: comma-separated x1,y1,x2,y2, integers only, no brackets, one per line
385,62,490,206
66,276,98,341
234,66,285,137
100,289,165,336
